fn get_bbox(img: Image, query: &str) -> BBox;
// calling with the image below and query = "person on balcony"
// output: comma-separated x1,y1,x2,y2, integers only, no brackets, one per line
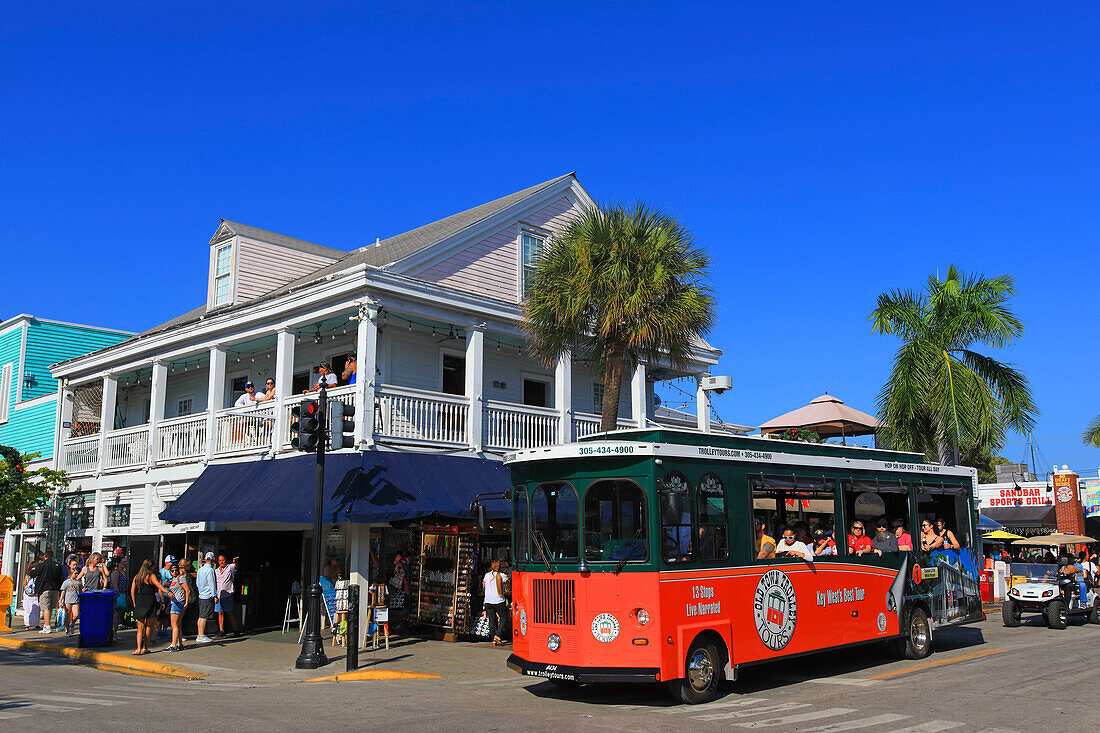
303,361,338,393
342,354,357,385
254,378,277,403
234,381,258,407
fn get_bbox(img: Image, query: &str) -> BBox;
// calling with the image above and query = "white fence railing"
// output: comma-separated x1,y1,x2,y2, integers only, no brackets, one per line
214,405,276,455
572,413,637,440
62,435,100,474
282,385,358,448
103,425,150,470
375,385,469,446
158,413,208,462
484,401,560,450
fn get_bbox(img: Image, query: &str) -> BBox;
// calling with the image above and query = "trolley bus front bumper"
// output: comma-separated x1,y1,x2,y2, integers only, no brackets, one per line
507,654,661,684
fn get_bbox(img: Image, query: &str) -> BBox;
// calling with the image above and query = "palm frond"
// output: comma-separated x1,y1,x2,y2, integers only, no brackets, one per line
1083,414,1100,448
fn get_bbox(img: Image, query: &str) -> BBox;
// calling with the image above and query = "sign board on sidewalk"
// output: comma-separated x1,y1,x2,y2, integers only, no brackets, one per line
335,580,349,613
373,606,389,624
0,575,13,632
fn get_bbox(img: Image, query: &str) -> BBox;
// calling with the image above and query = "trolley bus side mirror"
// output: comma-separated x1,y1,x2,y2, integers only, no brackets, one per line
473,503,489,534
660,490,683,525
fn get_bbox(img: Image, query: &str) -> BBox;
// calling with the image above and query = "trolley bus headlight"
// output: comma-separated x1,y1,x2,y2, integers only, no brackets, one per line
547,634,562,652
635,608,650,626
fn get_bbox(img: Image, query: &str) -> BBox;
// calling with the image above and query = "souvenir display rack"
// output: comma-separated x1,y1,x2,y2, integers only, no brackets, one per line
415,526,477,634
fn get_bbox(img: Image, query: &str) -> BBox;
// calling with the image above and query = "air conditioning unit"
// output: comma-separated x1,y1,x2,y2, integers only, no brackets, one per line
700,375,732,393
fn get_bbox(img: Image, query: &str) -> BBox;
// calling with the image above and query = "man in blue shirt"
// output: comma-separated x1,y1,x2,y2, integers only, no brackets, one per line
196,553,218,643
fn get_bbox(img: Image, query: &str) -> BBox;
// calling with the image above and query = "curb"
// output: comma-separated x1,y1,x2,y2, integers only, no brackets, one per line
0,635,206,679
306,670,443,682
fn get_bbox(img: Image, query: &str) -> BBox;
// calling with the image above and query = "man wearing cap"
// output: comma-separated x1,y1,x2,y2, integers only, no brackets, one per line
195,552,217,644
156,555,176,639
303,362,338,393
234,381,258,407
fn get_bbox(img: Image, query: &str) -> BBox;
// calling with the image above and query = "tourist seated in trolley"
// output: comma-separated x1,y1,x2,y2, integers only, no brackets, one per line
848,520,874,557
871,517,899,554
755,516,776,559
774,526,813,561
812,528,837,556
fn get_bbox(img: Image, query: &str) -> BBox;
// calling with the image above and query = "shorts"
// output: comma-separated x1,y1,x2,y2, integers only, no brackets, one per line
171,599,185,615
218,595,234,613
198,597,215,620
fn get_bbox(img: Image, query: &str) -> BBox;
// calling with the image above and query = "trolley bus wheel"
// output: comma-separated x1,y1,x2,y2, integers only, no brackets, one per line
1045,599,1067,630
1089,597,1100,625
896,607,932,660
1001,599,1021,627
669,639,723,705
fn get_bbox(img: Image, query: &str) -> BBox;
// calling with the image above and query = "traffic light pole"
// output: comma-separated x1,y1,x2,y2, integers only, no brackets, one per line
296,386,329,669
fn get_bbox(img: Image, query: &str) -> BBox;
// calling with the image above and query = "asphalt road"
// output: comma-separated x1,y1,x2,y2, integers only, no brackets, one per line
2,612,1095,732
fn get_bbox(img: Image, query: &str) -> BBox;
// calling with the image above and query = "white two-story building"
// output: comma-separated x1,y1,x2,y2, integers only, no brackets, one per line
47,173,733,628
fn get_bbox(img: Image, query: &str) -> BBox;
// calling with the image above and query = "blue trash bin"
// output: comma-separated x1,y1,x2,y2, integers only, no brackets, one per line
78,590,117,648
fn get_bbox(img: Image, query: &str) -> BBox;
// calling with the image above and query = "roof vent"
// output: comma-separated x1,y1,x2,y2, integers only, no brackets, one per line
374,237,382,247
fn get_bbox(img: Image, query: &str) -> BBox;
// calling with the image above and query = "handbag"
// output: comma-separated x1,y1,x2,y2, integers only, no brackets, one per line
388,592,406,610
473,612,491,638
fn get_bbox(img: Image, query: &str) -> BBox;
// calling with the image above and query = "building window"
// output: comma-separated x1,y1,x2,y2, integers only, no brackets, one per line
177,398,193,417
520,230,545,298
0,361,11,423
214,243,233,305
106,505,130,528
69,506,95,530
592,382,604,414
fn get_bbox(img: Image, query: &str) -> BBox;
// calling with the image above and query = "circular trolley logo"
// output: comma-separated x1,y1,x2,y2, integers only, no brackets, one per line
591,613,620,643
877,612,888,633
753,569,797,651
519,609,528,636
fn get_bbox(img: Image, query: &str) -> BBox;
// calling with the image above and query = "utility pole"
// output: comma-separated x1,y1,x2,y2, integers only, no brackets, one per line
296,386,329,670
1028,432,1037,480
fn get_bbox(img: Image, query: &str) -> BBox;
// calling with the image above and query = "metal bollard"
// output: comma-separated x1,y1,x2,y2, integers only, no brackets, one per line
346,584,359,672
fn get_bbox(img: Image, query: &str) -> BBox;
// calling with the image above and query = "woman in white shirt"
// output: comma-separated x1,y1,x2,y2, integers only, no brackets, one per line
482,560,509,646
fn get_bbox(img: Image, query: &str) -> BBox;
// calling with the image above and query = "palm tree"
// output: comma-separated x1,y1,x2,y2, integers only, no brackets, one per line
870,265,1037,464
523,203,716,432
1083,415,1100,447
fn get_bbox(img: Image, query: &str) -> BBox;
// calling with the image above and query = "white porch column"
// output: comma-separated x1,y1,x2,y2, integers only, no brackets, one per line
147,361,167,466
96,374,118,474
271,329,295,453
696,375,712,433
355,305,379,448
205,347,227,462
54,381,74,470
465,325,485,452
554,350,572,444
630,363,647,429
347,523,372,650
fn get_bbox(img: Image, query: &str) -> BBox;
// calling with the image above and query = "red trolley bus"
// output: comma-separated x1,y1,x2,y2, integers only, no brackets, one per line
503,429,983,703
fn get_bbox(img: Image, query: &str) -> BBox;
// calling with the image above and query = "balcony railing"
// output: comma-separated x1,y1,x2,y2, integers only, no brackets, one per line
62,435,100,474
159,413,208,462
103,425,150,470
484,400,559,450
375,385,469,447
572,412,636,440
283,385,358,448
215,405,276,455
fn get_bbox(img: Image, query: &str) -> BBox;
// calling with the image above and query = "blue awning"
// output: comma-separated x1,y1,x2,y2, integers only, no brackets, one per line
159,451,511,525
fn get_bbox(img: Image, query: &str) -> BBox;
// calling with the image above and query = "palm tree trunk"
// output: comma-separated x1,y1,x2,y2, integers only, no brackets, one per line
600,342,627,433
938,439,958,467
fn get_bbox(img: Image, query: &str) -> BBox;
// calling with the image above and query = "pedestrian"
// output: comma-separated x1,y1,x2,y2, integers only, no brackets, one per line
215,555,240,637
61,564,81,636
27,549,63,633
156,555,176,639
482,559,509,646
77,552,109,591
195,552,217,644
130,558,171,655
166,563,191,652
322,555,341,583
108,557,128,630
21,571,40,630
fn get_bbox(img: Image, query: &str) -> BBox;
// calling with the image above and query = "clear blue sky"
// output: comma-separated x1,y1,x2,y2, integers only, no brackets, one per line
2,3,1097,474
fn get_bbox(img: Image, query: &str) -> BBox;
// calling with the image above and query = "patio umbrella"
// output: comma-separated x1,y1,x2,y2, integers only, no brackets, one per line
1011,533,1097,546
978,513,1004,532
759,394,879,442
982,529,1025,540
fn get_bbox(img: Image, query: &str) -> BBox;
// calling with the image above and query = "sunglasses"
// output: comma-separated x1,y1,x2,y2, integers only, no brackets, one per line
852,526,864,531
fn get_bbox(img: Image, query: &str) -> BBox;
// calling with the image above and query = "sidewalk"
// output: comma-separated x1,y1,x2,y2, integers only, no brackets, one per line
1,620,514,684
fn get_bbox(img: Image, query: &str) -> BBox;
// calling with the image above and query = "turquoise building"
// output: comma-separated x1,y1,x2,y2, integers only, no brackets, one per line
1,314,132,584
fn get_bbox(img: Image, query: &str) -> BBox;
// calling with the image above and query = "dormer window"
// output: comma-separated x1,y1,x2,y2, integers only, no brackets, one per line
213,242,233,305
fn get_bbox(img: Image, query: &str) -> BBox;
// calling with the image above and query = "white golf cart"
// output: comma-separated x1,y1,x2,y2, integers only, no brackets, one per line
1002,533,1100,629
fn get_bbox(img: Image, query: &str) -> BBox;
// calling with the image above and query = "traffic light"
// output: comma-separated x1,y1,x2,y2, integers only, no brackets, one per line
329,401,355,450
291,400,322,451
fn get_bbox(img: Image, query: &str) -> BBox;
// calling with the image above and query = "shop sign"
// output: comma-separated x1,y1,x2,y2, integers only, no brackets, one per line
1082,478,1100,518
983,486,1047,507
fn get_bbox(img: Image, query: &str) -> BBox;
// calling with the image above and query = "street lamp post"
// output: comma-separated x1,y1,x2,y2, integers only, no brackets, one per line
296,386,329,669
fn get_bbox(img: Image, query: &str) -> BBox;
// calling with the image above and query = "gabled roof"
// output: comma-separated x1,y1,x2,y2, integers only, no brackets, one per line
217,220,347,260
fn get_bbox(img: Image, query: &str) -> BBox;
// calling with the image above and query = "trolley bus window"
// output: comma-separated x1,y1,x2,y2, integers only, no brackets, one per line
696,472,728,561
584,479,648,563
751,475,836,561
514,486,529,563
660,472,693,563
842,479,910,557
916,484,970,549
532,482,579,561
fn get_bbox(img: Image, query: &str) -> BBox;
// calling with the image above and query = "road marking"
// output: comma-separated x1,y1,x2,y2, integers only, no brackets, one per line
693,701,810,721
0,710,30,720
15,693,123,706
68,690,158,700
733,707,857,728
655,696,769,714
778,674,878,687
868,649,1007,679
889,722,964,733
798,713,912,732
